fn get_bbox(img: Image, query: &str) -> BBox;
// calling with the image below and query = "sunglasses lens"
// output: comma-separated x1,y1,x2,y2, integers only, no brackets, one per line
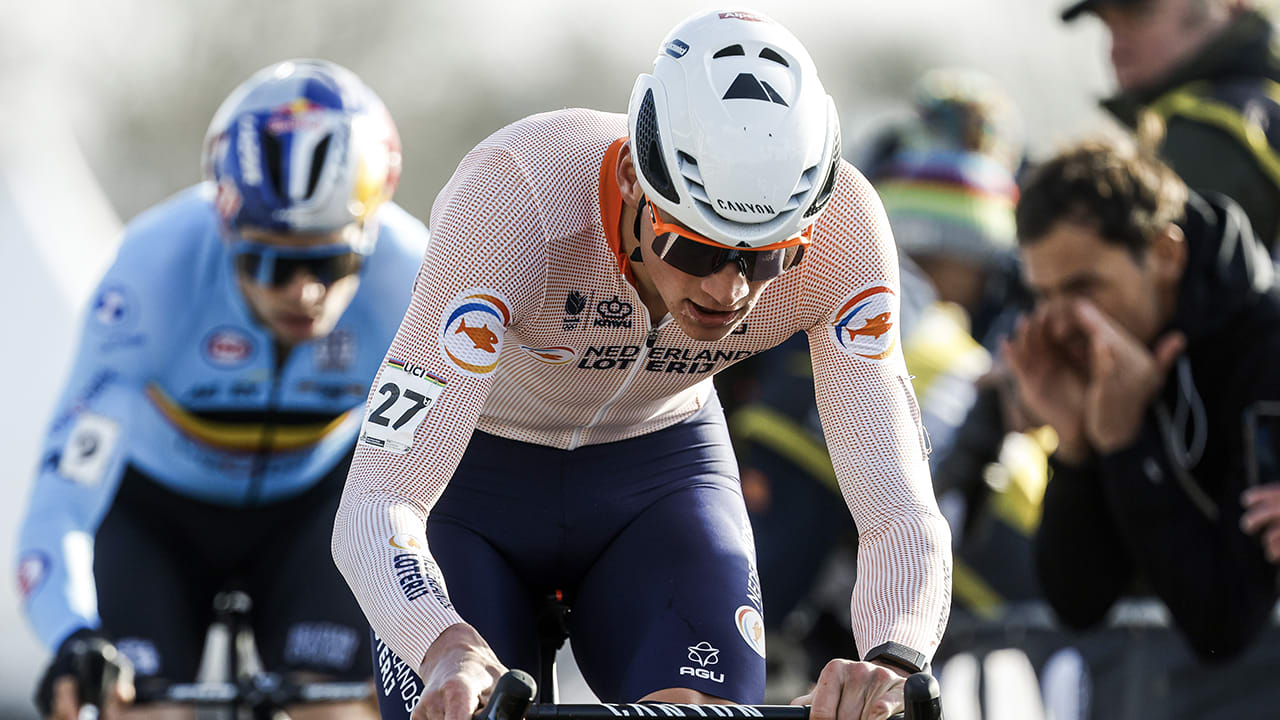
655,233,726,277
271,257,310,286
317,253,363,284
747,244,806,281
741,247,787,281
236,253,264,280
236,248,363,288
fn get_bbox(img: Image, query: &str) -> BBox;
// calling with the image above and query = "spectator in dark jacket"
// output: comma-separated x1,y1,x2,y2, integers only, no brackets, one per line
1006,139,1280,662
1062,0,1280,253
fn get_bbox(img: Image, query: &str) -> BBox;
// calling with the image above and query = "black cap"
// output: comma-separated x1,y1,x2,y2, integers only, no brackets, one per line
1061,0,1143,22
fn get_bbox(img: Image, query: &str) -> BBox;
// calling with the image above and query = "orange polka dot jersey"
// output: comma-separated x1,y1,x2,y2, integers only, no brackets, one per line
333,109,951,673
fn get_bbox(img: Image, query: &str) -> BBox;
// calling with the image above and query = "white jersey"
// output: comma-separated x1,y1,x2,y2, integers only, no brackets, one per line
334,109,951,672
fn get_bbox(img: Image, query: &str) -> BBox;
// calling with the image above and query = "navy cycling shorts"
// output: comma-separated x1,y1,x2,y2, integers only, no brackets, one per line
373,394,766,718
94,461,370,682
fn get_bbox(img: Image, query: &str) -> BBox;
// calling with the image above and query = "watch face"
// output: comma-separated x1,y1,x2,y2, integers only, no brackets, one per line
865,641,926,674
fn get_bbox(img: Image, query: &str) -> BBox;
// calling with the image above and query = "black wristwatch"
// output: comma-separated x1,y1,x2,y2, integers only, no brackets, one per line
864,642,927,674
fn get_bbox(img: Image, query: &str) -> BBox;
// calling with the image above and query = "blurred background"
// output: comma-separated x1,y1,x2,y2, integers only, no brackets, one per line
0,0,1129,716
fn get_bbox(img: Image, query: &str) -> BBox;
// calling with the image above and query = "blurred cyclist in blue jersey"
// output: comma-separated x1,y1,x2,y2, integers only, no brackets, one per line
17,59,428,720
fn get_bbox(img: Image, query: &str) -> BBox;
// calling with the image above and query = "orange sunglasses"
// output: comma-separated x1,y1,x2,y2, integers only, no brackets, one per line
645,198,810,281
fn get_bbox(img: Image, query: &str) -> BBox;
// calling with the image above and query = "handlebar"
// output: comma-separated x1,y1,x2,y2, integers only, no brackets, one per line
133,674,373,708
476,670,942,720
127,591,374,714
72,640,124,720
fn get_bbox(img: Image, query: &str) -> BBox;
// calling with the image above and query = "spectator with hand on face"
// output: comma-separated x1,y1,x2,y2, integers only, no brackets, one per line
1006,138,1280,662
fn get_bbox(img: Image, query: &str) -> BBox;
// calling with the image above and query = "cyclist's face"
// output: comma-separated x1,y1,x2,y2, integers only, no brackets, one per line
636,207,772,342
234,225,362,346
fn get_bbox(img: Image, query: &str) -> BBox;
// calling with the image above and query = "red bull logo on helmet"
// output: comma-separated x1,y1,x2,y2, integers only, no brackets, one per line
266,98,329,135
718,10,767,22
439,289,511,376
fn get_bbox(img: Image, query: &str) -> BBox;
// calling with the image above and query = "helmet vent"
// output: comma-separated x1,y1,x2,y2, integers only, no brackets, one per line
713,44,745,58
759,48,789,67
261,130,286,200
306,134,332,199
636,89,680,204
804,131,841,218
784,168,815,212
724,73,788,106
677,152,711,206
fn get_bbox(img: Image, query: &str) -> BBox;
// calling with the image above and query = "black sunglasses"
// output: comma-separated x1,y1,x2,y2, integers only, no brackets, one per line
642,197,806,282
233,242,364,288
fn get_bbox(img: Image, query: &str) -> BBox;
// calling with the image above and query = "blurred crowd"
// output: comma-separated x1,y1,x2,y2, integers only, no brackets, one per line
15,1,1280,719
722,0,1280,717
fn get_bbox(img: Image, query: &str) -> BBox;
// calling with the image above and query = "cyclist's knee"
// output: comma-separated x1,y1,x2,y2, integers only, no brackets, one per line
639,687,734,704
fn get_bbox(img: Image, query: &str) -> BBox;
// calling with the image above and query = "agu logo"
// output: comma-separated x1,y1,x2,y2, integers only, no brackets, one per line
832,286,897,361
520,346,576,364
680,642,724,683
440,290,510,376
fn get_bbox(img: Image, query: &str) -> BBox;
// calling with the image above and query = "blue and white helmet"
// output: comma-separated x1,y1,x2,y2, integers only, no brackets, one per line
628,9,841,249
202,59,400,249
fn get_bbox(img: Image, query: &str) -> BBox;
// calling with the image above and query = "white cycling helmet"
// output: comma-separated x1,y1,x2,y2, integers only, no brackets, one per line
628,8,841,249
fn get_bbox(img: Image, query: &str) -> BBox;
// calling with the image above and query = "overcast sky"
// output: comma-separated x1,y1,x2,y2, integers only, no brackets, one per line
4,0,1122,222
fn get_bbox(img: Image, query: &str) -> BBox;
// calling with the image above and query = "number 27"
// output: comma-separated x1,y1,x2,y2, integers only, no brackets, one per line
368,382,430,430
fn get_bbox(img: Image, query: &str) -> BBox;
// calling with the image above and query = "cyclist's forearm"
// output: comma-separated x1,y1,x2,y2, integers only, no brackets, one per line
848,510,951,666
332,486,466,674
18,474,122,650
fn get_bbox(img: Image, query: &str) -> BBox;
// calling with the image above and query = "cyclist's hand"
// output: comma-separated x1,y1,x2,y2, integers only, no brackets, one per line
36,630,136,720
414,623,507,720
792,659,905,720
47,676,135,720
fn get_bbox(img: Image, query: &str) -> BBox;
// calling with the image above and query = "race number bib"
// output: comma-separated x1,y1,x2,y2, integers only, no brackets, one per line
59,413,121,486
358,359,446,454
